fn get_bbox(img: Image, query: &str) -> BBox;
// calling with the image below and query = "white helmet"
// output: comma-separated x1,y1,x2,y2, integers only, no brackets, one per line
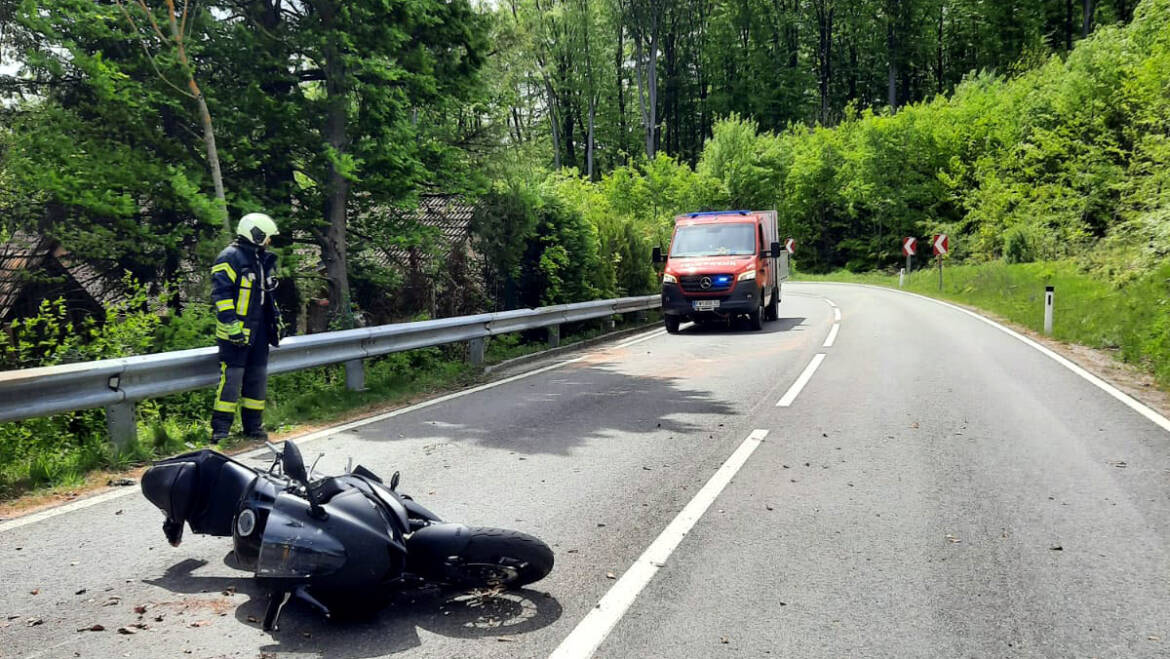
237,212,279,246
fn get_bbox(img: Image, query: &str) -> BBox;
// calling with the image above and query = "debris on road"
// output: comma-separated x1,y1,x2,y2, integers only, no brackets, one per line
1049,545,1063,551
606,572,616,579
945,534,961,544
720,636,729,644
107,478,136,487
117,626,136,635
77,624,104,632
27,618,43,627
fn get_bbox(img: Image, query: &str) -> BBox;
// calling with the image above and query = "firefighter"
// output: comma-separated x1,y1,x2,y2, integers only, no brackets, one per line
210,212,282,443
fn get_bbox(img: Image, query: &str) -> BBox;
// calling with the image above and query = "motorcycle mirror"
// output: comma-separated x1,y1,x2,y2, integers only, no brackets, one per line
282,440,309,484
308,453,324,480
389,471,400,491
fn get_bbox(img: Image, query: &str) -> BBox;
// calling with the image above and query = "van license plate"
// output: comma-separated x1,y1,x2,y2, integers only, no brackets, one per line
692,300,720,311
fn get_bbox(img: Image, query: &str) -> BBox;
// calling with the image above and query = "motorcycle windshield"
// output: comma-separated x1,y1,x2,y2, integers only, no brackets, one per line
256,493,346,579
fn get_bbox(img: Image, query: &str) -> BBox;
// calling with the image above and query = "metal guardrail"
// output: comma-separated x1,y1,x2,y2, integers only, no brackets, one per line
0,295,660,446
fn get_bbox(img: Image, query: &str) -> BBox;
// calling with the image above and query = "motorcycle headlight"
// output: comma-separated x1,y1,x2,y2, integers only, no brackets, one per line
737,269,757,281
662,273,678,284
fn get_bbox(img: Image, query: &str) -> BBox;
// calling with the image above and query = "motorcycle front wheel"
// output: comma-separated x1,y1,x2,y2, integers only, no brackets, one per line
434,527,554,589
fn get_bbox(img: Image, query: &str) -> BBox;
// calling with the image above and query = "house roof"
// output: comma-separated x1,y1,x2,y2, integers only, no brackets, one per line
0,230,124,320
361,194,479,270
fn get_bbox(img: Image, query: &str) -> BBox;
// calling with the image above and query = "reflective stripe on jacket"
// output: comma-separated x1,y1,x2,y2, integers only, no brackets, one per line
210,240,280,347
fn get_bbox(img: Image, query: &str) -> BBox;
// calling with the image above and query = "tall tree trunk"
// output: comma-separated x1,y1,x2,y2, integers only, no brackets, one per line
586,95,596,180
815,1,833,125
315,0,351,325
1083,0,1094,37
886,1,898,110
616,20,628,164
562,99,576,170
147,0,229,234
936,2,945,93
632,30,649,158
1065,0,1074,50
628,0,661,160
646,26,660,159
543,75,561,169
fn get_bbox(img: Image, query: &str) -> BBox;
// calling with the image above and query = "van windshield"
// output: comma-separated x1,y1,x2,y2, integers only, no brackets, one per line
669,224,756,258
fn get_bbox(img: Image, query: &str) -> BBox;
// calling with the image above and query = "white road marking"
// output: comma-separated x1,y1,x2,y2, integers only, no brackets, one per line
0,326,666,534
833,307,842,322
612,329,667,349
823,323,840,348
799,282,1170,435
777,353,827,407
825,298,838,308
548,429,770,659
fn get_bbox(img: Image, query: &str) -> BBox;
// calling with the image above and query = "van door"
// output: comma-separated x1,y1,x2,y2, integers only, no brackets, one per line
756,222,771,298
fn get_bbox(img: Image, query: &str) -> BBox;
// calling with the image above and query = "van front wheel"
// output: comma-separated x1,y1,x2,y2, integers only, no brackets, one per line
664,315,681,334
748,300,764,331
764,285,779,321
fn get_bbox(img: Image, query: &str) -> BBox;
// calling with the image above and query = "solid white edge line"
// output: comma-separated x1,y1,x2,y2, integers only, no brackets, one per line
823,323,840,348
795,282,1170,435
548,429,769,659
0,326,668,534
777,353,827,407
833,307,842,322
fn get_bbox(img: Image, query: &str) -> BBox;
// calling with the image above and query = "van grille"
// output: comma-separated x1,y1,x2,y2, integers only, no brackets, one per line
680,274,733,293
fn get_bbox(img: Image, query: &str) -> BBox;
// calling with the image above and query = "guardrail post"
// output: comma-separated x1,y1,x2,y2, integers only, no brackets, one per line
105,402,136,451
468,337,485,366
344,359,366,391
548,325,560,348
635,310,647,323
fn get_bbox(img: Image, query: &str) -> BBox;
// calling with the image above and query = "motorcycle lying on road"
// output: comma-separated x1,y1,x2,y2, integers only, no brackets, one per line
140,440,554,631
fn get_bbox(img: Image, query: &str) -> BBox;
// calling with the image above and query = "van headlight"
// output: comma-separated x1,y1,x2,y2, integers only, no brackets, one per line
737,269,756,281
662,273,678,284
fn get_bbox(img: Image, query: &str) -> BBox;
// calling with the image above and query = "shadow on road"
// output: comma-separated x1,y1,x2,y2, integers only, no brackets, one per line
361,356,741,456
146,556,563,658
677,315,807,335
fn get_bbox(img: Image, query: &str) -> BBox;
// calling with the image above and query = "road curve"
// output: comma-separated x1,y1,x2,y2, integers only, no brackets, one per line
1,282,1168,658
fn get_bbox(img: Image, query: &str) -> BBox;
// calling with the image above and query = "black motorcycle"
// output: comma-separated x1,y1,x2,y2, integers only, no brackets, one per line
140,440,554,631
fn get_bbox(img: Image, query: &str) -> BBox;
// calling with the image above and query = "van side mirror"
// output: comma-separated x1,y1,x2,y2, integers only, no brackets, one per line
652,247,664,264
770,241,782,258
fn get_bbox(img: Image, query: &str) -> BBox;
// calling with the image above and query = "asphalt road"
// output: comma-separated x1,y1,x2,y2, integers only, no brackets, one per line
2,282,1168,658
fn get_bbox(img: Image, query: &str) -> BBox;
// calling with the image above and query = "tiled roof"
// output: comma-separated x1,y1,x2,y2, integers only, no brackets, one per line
362,194,479,270
0,230,125,320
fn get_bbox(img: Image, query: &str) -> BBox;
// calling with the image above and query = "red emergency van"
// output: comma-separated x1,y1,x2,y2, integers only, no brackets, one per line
652,210,790,333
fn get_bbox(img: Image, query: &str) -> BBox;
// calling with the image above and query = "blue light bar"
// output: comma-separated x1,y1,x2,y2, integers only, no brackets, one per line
713,275,733,285
686,210,751,217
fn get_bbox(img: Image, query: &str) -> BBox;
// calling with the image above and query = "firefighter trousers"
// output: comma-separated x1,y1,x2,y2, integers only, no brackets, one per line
211,322,270,437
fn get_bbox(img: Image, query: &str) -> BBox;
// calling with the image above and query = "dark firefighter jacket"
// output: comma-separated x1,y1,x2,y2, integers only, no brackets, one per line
211,240,281,347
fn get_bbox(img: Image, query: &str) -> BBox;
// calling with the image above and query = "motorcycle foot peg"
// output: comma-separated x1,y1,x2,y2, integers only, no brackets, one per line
263,590,292,632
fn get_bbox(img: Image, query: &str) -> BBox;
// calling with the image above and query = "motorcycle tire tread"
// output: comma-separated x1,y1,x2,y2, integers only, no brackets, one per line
454,527,554,588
